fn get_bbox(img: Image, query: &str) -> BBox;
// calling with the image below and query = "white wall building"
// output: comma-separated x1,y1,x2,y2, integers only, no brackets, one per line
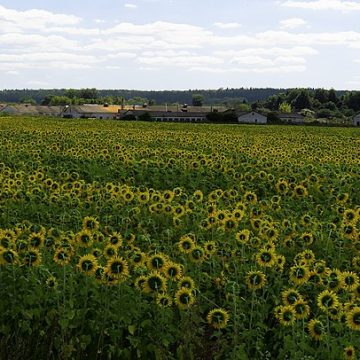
354,114,360,126
237,111,267,124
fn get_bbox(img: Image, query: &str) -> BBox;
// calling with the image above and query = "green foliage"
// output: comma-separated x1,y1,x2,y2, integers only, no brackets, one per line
278,102,292,113
192,94,205,107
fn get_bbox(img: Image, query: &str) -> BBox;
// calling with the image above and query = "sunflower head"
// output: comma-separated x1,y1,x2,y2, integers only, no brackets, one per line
0,249,18,266
105,257,129,280
144,272,167,293
78,254,97,274
206,308,230,329
156,293,173,307
246,271,266,290
175,288,195,310
308,319,325,341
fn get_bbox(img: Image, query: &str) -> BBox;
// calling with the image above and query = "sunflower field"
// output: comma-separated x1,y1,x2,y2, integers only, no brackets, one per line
0,116,360,360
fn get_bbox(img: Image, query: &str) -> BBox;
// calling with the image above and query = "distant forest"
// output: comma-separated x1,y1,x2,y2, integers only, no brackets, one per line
0,88,294,105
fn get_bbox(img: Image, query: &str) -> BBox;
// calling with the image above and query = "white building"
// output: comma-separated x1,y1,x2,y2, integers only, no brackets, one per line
354,114,360,126
237,111,267,124
277,113,305,125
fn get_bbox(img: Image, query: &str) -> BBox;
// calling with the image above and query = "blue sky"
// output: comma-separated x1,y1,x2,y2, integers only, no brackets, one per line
1,0,360,90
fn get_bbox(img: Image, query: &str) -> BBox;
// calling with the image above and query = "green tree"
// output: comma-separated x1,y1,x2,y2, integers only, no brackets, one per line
278,102,292,113
292,90,311,110
192,94,204,107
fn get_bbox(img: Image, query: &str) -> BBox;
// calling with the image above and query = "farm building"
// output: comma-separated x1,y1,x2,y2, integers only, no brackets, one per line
237,111,267,124
0,104,63,116
277,113,305,125
61,105,122,119
118,110,208,122
353,114,360,126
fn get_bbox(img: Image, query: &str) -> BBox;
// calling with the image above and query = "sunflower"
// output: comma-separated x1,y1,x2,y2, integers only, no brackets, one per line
317,289,340,312
103,244,118,259
346,307,360,331
75,229,93,248
23,249,41,266
193,190,204,202
94,266,105,282
206,308,230,329
0,234,14,249
275,255,286,271
163,262,182,280
243,191,257,205
108,232,123,248
246,271,266,290
53,248,71,266
341,271,359,292
276,305,296,326
129,250,147,267
147,253,168,271
293,299,310,320
178,236,195,254
177,276,196,290
78,254,97,275
137,191,150,204
134,275,147,291
204,241,217,256
343,209,357,224
105,257,129,280
343,346,356,360
293,185,308,198
256,248,277,268
308,319,325,341
143,272,167,293
282,288,303,305
323,269,343,292
46,275,58,289
174,288,195,310
28,232,45,249
156,293,173,307
236,229,251,244
163,190,175,203
300,232,314,246
172,205,185,218
275,179,289,195
82,216,99,231
0,249,18,265
289,265,310,286
189,246,205,263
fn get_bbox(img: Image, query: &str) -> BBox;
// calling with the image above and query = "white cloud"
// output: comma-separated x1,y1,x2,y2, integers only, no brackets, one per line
124,4,138,9
0,5,82,32
6,70,19,75
137,55,224,67
214,22,242,29
0,33,78,51
280,0,360,11
189,65,306,73
280,18,307,29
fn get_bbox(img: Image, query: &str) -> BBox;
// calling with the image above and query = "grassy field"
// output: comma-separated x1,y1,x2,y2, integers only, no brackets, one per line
0,116,360,359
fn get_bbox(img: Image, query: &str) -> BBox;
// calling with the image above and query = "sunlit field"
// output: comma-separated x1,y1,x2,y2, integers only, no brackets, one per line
0,116,360,360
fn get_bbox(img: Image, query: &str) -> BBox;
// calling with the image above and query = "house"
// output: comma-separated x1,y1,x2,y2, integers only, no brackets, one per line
118,109,208,123
277,112,305,125
61,104,122,119
0,104,63,116
353,114,360,126
237,111,267,124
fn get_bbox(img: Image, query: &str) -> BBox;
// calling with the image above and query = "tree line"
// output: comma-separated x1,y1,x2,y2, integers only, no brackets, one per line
0,87,359,120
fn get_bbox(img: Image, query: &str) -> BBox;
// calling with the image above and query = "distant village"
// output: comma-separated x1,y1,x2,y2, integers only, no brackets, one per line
0,103,359,126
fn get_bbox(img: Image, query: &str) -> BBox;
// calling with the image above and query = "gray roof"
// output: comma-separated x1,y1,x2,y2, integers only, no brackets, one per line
119,110,208,118
277,112,304,119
